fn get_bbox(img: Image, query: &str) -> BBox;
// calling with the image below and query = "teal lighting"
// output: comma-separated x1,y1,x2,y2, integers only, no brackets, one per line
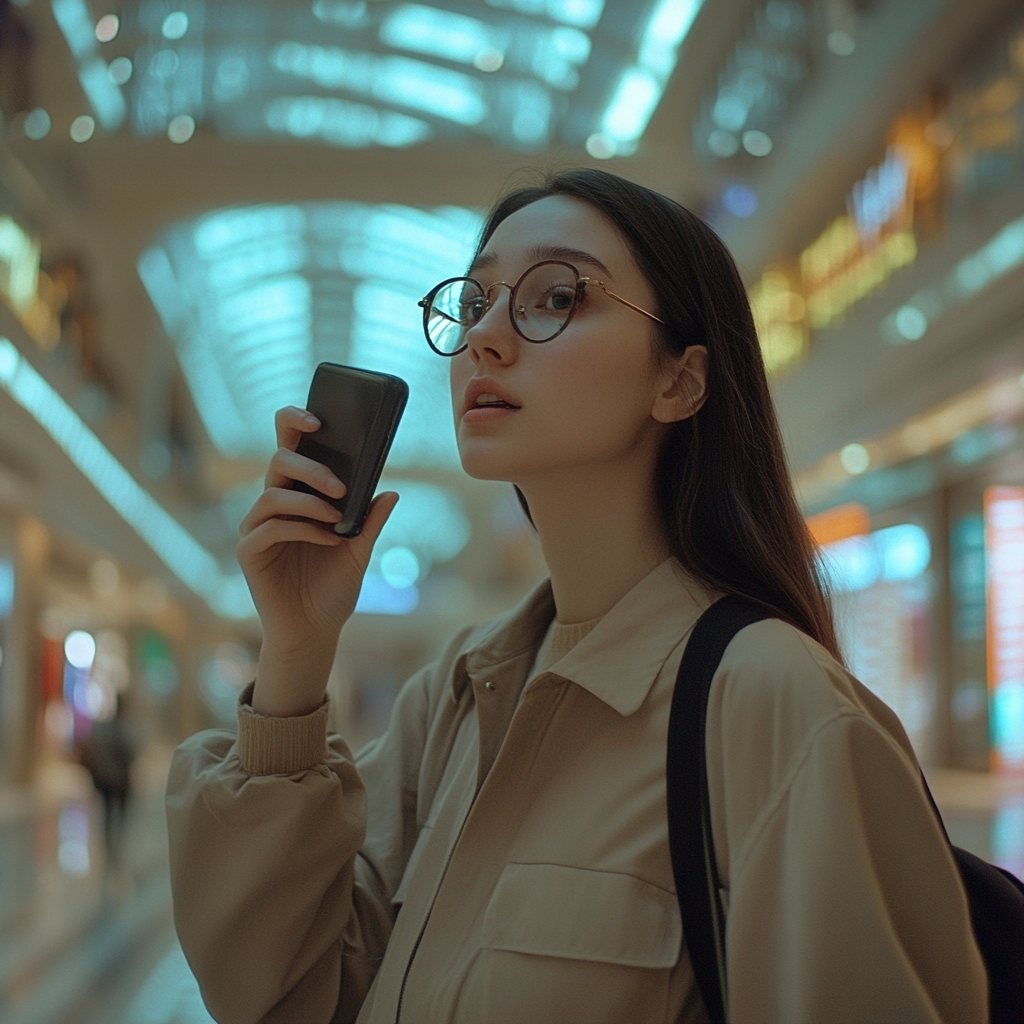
264,95,431,147
592,0,704,156
0,560,14,618
882,213,1024,344
380,5,499,67
271,42,488,126
0,338,253,619
485,0,606,29
95,1,686,153
139,202,481,466
51,0,127,129
819,523,931,595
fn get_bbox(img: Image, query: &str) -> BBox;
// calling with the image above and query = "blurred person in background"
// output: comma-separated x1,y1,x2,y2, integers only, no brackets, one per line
81,693,138,867
166,169,985,1024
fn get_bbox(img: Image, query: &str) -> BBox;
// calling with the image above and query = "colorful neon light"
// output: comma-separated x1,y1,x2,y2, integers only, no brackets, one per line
985,486,1024,771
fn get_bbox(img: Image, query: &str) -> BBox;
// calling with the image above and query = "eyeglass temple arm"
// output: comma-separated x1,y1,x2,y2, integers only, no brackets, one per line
581,279,665,325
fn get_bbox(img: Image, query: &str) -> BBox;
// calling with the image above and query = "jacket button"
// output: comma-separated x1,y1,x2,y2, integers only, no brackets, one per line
484,680,496,691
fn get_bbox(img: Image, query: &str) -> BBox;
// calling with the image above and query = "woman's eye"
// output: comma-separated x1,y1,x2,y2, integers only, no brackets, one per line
542,287,575,311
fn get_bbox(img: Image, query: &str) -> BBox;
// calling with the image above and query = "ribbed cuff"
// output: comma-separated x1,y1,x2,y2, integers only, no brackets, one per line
237,682,329,775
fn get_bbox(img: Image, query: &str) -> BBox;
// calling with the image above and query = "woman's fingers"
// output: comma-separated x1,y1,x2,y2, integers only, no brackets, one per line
275,405,320,452
265,446,346,496
347,492,400,566
238,517,343,559
240,488,342,538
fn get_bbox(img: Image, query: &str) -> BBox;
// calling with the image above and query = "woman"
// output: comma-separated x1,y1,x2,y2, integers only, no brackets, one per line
166,169,985,1024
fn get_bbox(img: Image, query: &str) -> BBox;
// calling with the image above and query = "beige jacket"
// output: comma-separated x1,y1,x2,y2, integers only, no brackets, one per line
166,559,987,1024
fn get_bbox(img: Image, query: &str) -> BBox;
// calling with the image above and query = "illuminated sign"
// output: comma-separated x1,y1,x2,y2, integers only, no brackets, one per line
806,503,870,547
748,266,808,374
800,146,918,329
985,486,1024,772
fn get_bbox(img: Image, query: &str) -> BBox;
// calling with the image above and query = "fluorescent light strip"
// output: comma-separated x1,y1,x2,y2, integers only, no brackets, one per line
597,0,704,153
52,0,127,131
0,338,254,619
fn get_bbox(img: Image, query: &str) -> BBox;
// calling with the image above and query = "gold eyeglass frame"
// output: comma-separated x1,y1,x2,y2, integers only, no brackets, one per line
417,259,665,356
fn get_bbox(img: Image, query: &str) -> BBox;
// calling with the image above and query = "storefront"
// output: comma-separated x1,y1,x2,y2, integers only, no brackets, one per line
778,11,1024,773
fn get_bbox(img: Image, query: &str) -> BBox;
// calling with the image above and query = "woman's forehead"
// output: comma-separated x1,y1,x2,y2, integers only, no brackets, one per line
477,195,633,278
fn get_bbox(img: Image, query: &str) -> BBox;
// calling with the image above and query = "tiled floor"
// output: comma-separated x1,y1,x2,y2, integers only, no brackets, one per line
0,760,1020,1024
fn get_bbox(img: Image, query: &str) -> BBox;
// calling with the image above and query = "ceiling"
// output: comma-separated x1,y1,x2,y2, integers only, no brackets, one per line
1,0,1020,621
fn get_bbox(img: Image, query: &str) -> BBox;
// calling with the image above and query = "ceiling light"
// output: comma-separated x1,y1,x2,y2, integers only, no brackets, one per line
827,30,855,56
69,114,95,142
893,305,927,342
52,0,97,60
722,184,758,217
840,443,870,475
65,630,96,669
95,13,119,42
380,5,498,68
474,48,505,72
161,11,188,40
23,108,51,140
707,129,738,157
742,129,772,156
139,203,481,466
485,0,606,30
598,0,704,152
585,132,615,158
109,57,133,84
167,113,195,143
0,337,254,619
78,58,126,129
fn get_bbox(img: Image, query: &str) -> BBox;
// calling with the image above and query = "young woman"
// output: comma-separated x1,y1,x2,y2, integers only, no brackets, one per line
166,169,985,1024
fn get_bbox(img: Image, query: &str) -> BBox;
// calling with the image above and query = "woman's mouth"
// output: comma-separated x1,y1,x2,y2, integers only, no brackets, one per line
463,395,520,423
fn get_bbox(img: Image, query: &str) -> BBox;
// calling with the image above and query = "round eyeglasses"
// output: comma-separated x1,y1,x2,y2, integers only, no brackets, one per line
417,259,665,356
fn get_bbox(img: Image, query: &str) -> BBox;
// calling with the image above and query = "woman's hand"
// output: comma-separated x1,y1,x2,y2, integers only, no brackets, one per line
238,406,398,717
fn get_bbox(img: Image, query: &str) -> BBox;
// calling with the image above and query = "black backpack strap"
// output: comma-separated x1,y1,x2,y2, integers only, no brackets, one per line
667,595,774,1024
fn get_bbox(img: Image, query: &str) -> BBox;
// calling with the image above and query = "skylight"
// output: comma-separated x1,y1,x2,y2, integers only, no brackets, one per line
61,0,692,153
139,202,482,464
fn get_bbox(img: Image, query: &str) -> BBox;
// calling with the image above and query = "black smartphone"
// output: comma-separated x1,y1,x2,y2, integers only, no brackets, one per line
294,363,408,538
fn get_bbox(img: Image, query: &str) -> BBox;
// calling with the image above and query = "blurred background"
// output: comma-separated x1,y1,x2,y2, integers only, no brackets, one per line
0,0,1022,1020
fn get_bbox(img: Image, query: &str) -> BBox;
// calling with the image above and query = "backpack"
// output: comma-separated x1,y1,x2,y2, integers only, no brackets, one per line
667,595,1024,1024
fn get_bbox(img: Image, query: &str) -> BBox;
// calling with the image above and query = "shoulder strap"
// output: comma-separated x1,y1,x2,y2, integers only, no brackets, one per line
667,595,775,1024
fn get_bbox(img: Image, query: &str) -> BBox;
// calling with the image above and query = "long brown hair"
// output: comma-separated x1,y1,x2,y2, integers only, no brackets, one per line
477,168,842,663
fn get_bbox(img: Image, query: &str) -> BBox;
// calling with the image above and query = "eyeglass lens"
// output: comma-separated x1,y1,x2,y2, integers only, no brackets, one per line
426,262,579,354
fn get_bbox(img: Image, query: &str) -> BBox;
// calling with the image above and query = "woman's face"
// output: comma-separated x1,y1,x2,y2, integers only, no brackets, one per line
450,195,670,484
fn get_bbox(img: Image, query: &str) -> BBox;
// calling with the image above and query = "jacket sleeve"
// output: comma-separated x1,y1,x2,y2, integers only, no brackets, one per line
709,626,988,1024
165,641,459,1024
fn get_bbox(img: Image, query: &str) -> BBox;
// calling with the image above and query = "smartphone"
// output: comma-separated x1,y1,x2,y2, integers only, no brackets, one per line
294,363,408,538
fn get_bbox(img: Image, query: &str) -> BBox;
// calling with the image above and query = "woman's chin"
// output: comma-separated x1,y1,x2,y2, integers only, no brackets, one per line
457,443,525,482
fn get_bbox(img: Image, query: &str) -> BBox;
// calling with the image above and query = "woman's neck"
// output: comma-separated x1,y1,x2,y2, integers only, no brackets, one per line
518,459,672,625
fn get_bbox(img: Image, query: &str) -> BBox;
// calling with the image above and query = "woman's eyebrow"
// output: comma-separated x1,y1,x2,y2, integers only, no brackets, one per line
468,245,614,279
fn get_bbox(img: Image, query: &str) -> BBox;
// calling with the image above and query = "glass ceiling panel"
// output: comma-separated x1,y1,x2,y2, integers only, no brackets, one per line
139,202,481,464
54,0,705,156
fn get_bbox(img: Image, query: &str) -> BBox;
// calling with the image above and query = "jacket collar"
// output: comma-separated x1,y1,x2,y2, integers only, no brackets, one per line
455,558,714,716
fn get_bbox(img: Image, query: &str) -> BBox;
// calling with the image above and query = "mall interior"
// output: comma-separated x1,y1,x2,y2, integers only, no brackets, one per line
0,0,1022,1020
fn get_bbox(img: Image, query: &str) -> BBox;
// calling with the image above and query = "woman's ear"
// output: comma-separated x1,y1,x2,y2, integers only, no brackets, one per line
651,345,708,424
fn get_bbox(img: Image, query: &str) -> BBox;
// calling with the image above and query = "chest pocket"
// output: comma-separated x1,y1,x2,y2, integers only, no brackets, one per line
481,862,682,968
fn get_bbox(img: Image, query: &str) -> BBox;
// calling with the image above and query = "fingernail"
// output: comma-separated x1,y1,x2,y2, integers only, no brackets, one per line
328,477,344,496
303,412,318,425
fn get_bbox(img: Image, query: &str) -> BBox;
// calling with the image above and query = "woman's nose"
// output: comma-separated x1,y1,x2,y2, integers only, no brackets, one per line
465,294,517,364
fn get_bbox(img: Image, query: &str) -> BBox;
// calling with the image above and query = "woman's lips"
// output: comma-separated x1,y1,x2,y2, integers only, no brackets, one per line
462,405,519,423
